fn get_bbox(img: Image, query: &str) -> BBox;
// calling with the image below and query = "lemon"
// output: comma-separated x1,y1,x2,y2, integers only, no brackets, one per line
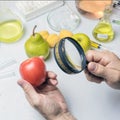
39,30,49,40
59,29,73,39
47,34,60,48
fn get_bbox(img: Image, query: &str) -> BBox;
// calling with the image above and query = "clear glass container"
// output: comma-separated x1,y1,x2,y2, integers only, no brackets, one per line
0,2,24,43
92,5,114,42
47,3,81,32
75,0,112,19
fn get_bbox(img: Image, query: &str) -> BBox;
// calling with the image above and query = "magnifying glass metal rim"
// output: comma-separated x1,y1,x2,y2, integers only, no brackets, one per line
54,37,87,74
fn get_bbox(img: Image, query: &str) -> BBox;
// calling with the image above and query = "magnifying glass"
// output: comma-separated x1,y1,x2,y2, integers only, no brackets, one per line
54,37,87,74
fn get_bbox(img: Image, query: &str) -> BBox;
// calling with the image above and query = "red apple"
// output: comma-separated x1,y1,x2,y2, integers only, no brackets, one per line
19,57,46,87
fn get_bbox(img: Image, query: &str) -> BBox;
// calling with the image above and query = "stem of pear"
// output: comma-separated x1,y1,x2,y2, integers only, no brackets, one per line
33,25,37,36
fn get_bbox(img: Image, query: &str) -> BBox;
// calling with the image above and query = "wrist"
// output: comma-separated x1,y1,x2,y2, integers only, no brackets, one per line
50,112,77,120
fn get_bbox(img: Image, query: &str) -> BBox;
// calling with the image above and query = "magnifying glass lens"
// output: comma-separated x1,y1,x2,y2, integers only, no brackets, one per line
54,37,87,74
64,40,82,71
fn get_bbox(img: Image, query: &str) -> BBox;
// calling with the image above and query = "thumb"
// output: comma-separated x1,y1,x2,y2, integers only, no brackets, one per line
17,80,38,101
87,62,114,79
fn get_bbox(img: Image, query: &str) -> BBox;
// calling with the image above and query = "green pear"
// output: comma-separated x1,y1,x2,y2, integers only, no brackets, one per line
24,25,50,59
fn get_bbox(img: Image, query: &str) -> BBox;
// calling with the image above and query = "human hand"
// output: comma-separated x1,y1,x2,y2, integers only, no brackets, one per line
84,50,120,89
17,71,76,120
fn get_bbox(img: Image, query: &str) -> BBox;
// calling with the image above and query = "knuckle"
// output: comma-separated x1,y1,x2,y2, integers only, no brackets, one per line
32,98,40,107
86,50,94,55
23,84,31,94
86,50,94,60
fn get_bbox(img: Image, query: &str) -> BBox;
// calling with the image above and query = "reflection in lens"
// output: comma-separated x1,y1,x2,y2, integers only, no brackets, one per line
64,40,82,71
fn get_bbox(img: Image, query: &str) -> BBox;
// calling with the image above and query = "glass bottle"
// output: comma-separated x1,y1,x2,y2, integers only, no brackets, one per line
92,5,114,42
75,0,112,19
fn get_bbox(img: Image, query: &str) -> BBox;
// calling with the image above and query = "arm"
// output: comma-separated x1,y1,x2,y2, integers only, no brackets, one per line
53,112,76,120
17,71,76,120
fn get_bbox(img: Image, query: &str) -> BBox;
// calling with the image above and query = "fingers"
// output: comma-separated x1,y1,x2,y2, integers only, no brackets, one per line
86,50,104,62
84,69,103,83
87,62,120,82
48,79,58,86
46,71,58,86
17,79,39,101
87,62,108,78
39,56,44,61
46,71,57,79
86,50,113,65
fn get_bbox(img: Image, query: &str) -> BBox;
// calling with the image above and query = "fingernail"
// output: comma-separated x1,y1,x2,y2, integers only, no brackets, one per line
17,80,25,87
89,63,97,72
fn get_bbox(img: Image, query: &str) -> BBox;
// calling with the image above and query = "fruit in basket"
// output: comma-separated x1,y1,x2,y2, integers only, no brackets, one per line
59,29,73,39
19,57,46,87
39,30,49,40
24,25,50,59
46,33,60,48
72,33,91,52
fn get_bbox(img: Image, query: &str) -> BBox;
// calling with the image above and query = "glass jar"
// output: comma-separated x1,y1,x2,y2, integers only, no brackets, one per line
75,0,112,19
47,3,81,32
0,2,24,43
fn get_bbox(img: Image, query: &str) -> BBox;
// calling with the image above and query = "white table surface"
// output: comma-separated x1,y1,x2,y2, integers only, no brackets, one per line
0,1,120,120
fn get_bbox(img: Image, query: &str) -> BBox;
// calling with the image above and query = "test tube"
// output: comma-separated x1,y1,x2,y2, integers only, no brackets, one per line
90,40,108,50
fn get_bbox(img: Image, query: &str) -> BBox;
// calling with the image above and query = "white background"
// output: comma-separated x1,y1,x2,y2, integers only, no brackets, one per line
0,1,120,120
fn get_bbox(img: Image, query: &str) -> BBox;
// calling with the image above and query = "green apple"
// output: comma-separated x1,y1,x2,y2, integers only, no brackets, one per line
72,33,91,52
24,25,50,60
